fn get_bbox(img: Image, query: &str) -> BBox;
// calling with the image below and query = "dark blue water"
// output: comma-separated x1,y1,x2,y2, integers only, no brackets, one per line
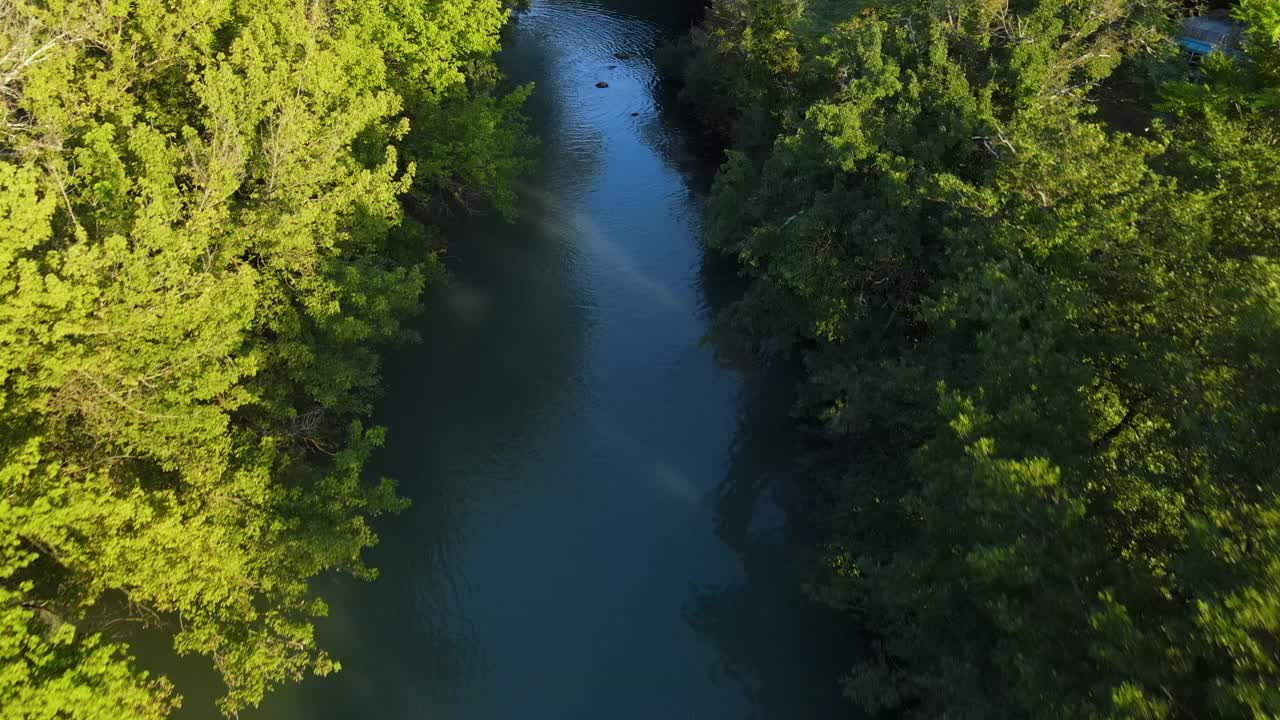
167,1,850,717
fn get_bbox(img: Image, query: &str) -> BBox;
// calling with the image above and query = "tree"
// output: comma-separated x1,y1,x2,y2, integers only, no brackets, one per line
0,0,527,716
680,0,1280,716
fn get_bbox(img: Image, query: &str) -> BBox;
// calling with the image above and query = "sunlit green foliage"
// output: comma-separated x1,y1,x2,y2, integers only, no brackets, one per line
681,0,1280,716
0,0,527,716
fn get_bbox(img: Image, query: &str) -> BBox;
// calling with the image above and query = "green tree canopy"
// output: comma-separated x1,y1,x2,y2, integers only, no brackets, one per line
0,0,528,716
680,0,1280,716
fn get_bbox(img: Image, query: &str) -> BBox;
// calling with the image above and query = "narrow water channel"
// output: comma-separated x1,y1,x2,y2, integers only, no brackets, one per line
182,1,849,717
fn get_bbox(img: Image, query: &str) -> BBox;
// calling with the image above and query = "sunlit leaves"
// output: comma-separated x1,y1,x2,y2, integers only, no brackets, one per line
1,0,524,716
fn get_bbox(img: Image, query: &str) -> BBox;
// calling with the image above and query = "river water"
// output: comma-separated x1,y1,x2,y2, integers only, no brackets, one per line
171,1,850,717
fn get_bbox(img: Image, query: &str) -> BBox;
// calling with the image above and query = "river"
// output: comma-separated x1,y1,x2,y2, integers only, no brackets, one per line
169,0,850,717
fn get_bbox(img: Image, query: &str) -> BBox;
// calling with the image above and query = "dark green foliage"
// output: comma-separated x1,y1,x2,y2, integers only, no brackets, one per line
681,0,1280,716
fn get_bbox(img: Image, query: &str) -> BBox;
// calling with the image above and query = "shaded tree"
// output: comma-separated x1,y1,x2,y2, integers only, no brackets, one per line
677,0,1280,716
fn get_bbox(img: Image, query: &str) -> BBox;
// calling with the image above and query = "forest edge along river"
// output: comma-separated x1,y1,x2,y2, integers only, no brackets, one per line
12,0,1278,716
147,1,851,717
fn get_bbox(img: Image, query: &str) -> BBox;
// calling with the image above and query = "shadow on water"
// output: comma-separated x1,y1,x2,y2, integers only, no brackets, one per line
682,351,857,720
619,7,860,709
622,8,857,718
254,79,603,720
251,11,607,717
139,102,602,720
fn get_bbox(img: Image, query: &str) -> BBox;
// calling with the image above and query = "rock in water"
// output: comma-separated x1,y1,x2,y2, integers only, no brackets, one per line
595,81,609,88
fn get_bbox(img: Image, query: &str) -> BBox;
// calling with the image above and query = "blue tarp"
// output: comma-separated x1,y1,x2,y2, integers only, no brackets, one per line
1177,36,1218,55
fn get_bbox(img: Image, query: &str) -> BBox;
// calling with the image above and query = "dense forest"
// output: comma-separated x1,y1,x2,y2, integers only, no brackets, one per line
4,0,1279,717
0,0,528,716
670,0,1280,716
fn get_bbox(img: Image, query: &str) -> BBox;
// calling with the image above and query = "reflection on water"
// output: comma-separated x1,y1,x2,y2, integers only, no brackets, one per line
163,1,848,718
685,352,856,720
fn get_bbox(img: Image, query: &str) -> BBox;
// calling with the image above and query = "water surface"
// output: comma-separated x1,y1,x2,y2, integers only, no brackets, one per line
182,1,850,716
